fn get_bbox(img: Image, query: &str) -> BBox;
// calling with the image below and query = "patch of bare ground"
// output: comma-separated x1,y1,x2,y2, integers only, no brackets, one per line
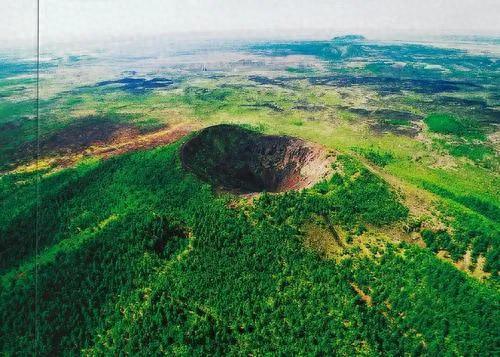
40,120,142,155
428,153,458,170
11,122,200,173
413,124,459,170
450,249,473,271
89,122,199,159
487,130,500,154
437,250,491,280
471,255,491,280
350,283,373,307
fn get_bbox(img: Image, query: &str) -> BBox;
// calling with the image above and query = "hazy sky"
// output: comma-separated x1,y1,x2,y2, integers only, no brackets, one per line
2,0,500,49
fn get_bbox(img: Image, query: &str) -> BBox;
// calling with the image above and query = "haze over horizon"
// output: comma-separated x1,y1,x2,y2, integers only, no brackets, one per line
2,0,500,50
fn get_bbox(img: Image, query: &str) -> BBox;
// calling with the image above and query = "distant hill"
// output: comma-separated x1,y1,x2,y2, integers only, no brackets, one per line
331,34,366,43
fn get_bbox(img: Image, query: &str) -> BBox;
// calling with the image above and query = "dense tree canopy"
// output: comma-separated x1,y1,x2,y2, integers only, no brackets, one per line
1,141,498,355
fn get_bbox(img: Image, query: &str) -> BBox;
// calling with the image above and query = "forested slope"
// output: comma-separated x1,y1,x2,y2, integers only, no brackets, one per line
1,138,498,355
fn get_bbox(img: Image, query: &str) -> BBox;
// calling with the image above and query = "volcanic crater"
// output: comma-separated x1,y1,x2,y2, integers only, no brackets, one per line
181,124,333,193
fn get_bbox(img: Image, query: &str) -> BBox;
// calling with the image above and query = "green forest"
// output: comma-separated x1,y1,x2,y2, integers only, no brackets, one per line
1,139,498,354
